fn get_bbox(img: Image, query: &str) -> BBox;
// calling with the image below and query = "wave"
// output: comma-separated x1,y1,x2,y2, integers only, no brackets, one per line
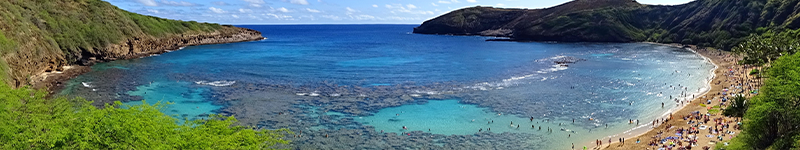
82,82,93,88
195,80,236,87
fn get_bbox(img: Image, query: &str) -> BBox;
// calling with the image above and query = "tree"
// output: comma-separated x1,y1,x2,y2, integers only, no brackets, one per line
733,31,800,65
733,52,800,149
723,95,748,118
0,84,291,149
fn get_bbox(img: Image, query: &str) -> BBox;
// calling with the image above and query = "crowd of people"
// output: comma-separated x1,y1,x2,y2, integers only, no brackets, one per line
600,48,760,150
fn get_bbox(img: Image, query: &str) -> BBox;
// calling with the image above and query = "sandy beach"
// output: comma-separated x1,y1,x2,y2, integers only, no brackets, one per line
595,44,758,150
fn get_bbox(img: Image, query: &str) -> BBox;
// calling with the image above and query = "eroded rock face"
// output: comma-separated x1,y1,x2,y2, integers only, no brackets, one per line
22,27,264,89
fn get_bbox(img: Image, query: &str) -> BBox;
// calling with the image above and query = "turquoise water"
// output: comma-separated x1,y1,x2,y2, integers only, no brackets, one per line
362,99,563,135
59,25,715,149
124,81,219,120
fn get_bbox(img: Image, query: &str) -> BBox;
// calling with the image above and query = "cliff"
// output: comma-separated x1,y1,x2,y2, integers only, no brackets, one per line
0,0,264,88
415,0,800,49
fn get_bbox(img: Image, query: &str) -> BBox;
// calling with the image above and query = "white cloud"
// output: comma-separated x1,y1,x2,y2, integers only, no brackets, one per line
466,0,477,3
290,0,309,5
306,8,321,13
159,1,199,6
350,14,376,20
243,0,265,4
276,7,291,12
239,8,253,13
495,3,505,7
346,7,359,15
146,9,160,13
209,7,226,13
211,1,228,6
431,3,438,6
384,4,434,15
321,15,342,20
437,0,460,4
372,4,378,7
231,15,240,18
134,0,158,6
264,13,294,20
243,0,265,7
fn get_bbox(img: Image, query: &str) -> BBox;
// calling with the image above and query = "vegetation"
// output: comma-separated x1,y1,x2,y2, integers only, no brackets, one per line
721,29,800,149
726,52,800,149
733,31,800,65
416,0,800,50
0,0,227,85
0,83,290,149
723,95,748,118
749,69,759,75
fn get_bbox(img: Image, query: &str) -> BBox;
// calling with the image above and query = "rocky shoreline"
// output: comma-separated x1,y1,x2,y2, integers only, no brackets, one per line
30,27,265,93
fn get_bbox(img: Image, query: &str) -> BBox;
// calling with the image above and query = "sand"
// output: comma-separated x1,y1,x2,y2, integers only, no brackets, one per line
595,44,759,150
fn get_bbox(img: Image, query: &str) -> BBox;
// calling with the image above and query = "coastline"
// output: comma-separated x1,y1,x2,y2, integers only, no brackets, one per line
30,31,266,94
597,43,741,150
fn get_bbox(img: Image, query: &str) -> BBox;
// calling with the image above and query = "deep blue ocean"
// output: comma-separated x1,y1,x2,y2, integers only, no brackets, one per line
60,25,715,149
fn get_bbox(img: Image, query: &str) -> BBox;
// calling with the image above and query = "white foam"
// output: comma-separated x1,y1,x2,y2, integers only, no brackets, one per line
195,80,236,87
81,82,93,88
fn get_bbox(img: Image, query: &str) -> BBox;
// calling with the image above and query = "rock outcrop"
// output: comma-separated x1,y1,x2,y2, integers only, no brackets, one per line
27,27,264,89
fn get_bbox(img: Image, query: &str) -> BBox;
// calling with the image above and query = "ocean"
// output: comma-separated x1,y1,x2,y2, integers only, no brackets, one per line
59,25,715,149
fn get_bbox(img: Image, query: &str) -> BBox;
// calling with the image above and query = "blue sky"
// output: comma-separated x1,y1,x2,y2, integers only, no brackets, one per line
107,0,694,24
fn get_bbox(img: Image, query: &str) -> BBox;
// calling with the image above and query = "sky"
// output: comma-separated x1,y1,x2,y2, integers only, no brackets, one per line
107,0,694,24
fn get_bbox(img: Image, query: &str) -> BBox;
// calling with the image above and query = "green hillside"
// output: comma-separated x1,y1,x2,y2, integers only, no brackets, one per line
414,0,800,50
0,0,261,87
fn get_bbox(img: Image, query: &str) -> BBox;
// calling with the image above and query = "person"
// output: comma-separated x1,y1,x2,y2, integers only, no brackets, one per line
572,143,574,149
